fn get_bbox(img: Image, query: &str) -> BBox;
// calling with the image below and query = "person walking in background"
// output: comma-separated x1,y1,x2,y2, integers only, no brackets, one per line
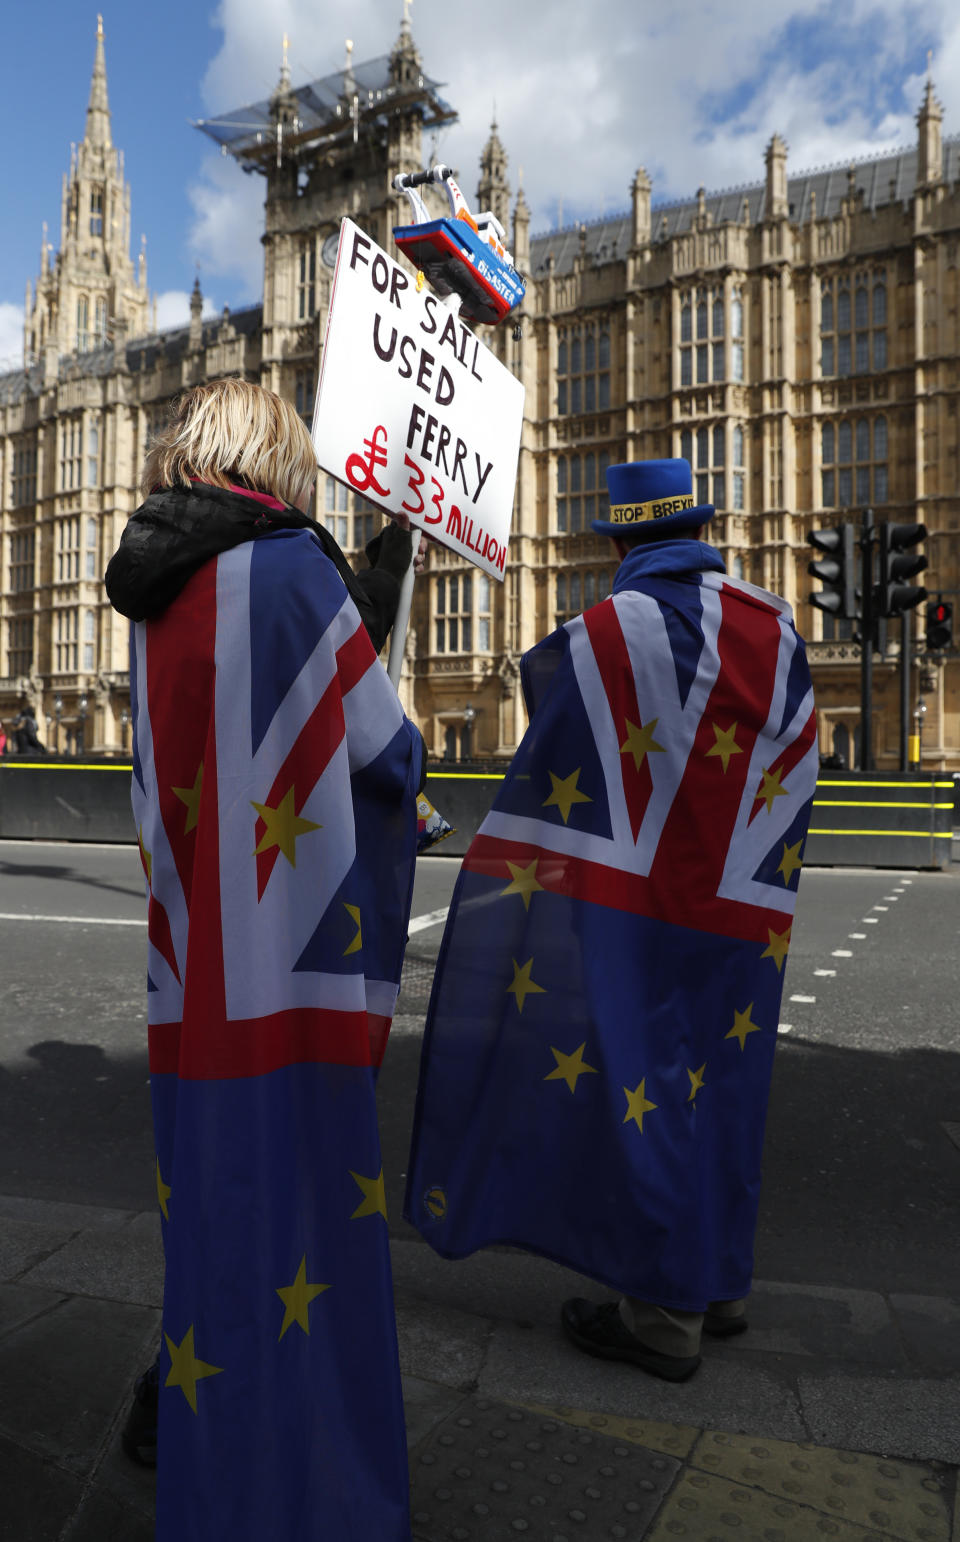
405,458,818,1382
105,379,422,1541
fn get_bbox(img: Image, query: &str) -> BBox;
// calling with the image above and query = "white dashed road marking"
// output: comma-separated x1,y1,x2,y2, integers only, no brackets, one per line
814,969,836,977
832,949,853,957
790,994,817,1003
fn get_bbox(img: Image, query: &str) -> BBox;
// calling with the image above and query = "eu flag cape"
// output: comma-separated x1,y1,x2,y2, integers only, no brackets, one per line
405,544,817,1310
131,528,420,1541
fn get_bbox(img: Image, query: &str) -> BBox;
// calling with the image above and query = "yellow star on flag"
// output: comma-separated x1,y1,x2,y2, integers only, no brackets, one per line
164,1325,223,1414
156,1158,171,1222
756,765,790,814
251,785,321,867
343,903,362,955
543,768,592,824
276,1255,330,1340
138,827,152,887
500,859,545,911
507,957,545,1013
687,1063,706,1102
545,1042,598,1094
619,717,666,771
623,1078,657,1132
171,763,203,834
349,1168,387,1220
706,722,742,773
726,1003,763,1051
761,926,792,972
777,840,804,885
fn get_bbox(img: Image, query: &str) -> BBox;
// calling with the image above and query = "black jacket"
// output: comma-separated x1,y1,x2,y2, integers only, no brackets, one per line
104,482,412,657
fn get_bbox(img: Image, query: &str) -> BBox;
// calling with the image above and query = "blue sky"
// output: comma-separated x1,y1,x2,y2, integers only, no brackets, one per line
0,0,953,366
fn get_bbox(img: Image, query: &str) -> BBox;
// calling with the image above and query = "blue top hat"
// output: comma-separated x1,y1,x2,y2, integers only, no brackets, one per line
592,458,714,538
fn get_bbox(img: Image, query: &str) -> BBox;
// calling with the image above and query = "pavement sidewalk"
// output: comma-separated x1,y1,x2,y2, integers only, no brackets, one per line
1,1192,957,1542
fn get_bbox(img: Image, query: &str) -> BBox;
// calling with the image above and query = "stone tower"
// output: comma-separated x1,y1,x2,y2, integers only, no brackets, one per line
477,117,510,231
24,16,150,365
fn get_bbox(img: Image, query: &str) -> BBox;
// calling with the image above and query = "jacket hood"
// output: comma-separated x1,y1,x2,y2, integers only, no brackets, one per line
104,481,315,622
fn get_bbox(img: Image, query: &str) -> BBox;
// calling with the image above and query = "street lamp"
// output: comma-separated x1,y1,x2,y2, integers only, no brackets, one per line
462,702,476,762
54,695,62,755
78,695,88,755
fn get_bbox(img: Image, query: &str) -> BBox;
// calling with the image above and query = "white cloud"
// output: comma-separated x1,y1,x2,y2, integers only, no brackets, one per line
154,288,221,332
0,303,24,371
188,0,960,298
187,151,265,300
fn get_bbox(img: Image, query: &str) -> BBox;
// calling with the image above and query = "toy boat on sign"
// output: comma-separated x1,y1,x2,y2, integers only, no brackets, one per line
393,164,525,327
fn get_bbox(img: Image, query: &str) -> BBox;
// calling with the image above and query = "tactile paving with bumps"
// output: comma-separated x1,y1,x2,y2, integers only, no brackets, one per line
409,1395,681,1540
647,1430,951,1542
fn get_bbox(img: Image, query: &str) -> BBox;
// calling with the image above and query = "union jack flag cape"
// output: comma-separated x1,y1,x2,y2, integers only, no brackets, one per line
131,527,420,1541
405,542,817,1309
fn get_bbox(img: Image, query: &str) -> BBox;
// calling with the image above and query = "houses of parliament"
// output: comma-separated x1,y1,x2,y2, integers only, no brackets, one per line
1,14,958,770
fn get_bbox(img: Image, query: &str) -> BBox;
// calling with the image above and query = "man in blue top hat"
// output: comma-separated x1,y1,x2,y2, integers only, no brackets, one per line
405,458,818,1382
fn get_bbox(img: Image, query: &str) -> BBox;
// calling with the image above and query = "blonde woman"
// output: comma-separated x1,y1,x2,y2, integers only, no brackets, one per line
107,380,419,1541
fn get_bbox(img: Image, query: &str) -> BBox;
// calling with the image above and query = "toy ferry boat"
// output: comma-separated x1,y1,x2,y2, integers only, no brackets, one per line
393,164,526,327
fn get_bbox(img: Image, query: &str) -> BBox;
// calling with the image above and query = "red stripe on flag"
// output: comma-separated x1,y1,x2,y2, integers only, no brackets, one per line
146,564,219,908
748,705,818,825
148,894,182,985
582,600,653,841
465,833,791,944
148,1005,376,1079
254,676,346,898
337,619,376,697
649,585,783,891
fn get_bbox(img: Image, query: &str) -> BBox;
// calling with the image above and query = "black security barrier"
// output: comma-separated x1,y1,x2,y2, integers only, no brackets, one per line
805,773,954,871
0,760,135,842
0,760,954,870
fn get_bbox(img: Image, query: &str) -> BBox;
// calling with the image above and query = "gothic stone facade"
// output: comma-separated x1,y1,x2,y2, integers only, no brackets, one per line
2,17,958,769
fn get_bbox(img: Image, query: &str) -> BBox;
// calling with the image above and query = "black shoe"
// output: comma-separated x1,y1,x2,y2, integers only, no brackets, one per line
560,1298,701,1382
703,1309,749,1338
121,1361,159,1468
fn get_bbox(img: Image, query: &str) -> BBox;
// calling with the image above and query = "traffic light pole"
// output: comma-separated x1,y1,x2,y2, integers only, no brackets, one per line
860,508,875,771
900,609,911,772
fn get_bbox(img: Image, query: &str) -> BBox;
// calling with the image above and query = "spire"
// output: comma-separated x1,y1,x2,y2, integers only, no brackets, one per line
389,2,422,88
85,14,112,149
917,71,943,188
478,115,510,230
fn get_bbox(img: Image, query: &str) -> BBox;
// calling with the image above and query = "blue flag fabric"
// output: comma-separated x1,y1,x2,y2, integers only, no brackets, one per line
405,548,817,1310
131,529,420,1540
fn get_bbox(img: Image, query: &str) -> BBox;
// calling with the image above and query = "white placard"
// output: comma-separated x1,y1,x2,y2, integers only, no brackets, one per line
311,219,524,581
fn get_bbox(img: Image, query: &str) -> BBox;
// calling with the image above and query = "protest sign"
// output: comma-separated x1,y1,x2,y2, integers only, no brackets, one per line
312,219,524,582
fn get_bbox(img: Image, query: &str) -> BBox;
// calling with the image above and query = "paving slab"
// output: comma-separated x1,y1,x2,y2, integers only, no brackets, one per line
0,1295,160,1474
688,1429,951,1540
403,1375,472,1453
890,1296,960,1376
0,1216,79,1281
0,1195,134,1232
724,1281,906,1367
0,1432,84,1542
0,1280,66,1339
479,1320,809,1442
409,1393,680,1542
60,1488,155,1542
395,1293,491,1389
389,1237,591,1329
21,1219,164,1307
798,1374,960,1466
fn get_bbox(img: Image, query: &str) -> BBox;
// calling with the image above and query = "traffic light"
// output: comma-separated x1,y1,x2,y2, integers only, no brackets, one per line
808,524,857,619
877,522,927,617
926,597,954,651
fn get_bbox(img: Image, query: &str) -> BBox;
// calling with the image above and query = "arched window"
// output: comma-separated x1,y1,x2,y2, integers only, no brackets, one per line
696,428,708,468
95,297,106,342
821,290,834,330
873,282,886,325
76,296,89,351
571,335,582,373
697,299,708,339
713,425,725,466
730,289,743,338
856,419,870,462
680,298,692,343
681,429,692,463
855,281,869,329
874,416,887,460
558,338,567,373
732,425,744,465
584,333,596,371
837,285,851,331
822,423,835,463
598,331,610,369
712,295,724,336
838,421,852,462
